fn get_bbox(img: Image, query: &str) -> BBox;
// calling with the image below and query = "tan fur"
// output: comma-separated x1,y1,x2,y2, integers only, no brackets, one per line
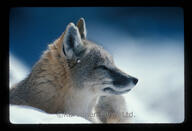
10,33,73,113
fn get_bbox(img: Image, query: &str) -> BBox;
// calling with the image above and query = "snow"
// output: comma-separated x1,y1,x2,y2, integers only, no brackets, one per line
10,105,90,124
114,38,184,123
9,54,30,88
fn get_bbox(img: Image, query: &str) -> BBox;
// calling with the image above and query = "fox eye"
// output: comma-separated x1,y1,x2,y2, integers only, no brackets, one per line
76,59,81,64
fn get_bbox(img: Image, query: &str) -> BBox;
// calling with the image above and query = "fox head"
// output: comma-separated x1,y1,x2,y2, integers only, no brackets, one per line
57,18,138,96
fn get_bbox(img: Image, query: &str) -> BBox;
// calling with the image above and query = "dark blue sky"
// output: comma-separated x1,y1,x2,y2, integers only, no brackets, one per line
9,7,184,68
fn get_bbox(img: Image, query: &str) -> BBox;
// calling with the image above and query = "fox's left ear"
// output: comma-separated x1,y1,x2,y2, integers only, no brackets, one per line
76,18,87,39
62,23,85,59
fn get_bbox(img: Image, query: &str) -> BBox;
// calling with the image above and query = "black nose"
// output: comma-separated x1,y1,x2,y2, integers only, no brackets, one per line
105,66,138,88
113,76,138,88
112,75,130,87
132,78,138,85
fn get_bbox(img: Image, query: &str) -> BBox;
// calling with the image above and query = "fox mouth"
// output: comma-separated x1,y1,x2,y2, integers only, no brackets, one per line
103,87,131,95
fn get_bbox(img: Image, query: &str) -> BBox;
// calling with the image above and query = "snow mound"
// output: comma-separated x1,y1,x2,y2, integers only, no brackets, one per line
10,105,91,124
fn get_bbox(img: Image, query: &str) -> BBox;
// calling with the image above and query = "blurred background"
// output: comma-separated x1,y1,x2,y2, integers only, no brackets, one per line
9,7,184,123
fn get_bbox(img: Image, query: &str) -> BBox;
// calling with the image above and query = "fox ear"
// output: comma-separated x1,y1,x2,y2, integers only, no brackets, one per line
62,23,84,59
77,18,87,39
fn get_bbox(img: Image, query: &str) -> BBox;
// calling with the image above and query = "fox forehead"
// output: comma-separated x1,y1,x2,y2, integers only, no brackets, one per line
83,40,114,65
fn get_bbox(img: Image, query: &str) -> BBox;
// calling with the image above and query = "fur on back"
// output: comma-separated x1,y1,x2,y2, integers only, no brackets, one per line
10,33,74,113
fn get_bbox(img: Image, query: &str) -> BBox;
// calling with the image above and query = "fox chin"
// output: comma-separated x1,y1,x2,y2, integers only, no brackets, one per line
10,18,138,123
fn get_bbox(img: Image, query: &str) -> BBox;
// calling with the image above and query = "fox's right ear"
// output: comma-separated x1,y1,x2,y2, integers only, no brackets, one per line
76,18,87,39
62,23,85,59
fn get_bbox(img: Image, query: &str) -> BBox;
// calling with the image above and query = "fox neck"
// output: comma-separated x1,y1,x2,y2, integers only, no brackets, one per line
63,87,99,120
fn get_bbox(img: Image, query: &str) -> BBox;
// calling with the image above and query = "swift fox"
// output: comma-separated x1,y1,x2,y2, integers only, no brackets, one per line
10,18,138,123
